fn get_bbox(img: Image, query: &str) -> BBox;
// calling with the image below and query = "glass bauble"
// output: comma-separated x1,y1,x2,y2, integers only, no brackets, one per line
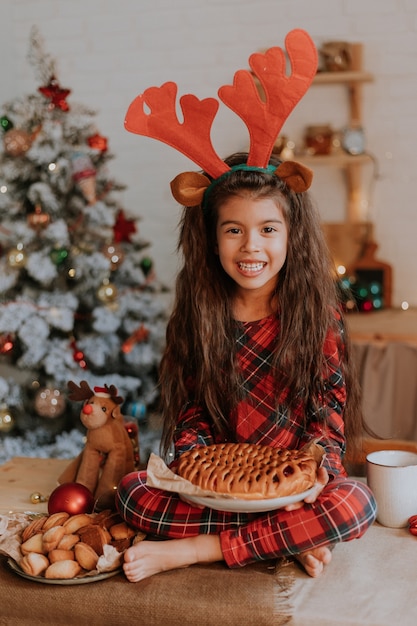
34,386,66,419
0,405,14,433
48,482,94,515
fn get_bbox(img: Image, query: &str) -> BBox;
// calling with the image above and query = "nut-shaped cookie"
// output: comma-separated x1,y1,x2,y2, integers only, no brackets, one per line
42,525,66,552
44,559,82,580
20,553,50,576
63,514,92,534
21,516,47,543
21,533,47,555
48,549,75,563
42,512,70,530
74,542,99,571
57,533,80,550
109,522,136,540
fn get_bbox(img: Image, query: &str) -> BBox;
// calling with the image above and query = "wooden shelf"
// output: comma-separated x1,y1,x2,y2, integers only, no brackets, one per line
296,152,373,167
300,44,374,222
314,70,374,85
347,308,417,344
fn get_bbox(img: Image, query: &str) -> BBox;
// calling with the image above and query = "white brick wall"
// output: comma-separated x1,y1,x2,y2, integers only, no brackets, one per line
1,0,417,307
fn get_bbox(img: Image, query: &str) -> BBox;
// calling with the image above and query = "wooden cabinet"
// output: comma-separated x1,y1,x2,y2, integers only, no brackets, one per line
294,45,392,308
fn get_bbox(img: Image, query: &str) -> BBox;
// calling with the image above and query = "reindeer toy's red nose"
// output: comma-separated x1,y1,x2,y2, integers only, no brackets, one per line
82,404,93,415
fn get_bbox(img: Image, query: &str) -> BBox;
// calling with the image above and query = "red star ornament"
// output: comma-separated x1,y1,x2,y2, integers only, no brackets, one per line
39,76,71,111
113,210,137,243
87,133,108,152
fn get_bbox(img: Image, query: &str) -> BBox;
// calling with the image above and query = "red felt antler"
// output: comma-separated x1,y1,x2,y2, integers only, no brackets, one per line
125,82,229,179
125,29,317,183
219,30,317,168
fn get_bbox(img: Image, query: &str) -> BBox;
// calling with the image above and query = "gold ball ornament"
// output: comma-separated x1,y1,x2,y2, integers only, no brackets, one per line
34,386,66,419
97,278,118,303
102,242,125,270
30,492,48,504
8,243,26,268
0,405,15,433
4,128,33,156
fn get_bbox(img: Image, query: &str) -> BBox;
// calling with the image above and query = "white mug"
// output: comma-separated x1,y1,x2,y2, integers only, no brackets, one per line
366,450,417,528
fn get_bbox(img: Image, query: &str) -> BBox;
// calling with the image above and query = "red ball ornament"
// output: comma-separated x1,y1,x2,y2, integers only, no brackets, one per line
48,482,95,515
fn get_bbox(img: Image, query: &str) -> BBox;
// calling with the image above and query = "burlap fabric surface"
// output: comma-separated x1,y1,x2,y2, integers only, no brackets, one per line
0,556,289,626
2,457,417,625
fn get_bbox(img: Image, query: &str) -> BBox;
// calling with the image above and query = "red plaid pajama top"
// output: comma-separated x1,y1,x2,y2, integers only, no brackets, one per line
116,314,377,567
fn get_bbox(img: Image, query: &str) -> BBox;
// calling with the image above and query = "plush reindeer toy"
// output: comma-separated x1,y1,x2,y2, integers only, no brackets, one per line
58,381,135,506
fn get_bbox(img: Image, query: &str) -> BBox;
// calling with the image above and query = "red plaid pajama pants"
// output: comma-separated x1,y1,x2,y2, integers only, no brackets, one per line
116,472,376,568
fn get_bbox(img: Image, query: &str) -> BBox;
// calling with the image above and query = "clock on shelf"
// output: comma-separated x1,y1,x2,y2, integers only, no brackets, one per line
342,126,366,155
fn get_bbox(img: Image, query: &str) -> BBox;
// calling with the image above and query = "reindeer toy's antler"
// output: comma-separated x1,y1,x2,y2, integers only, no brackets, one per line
125,29,318,206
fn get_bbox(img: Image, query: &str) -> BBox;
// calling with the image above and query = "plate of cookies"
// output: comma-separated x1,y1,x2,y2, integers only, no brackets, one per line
175,442,322,512
7,557,121,585
6,509,145,584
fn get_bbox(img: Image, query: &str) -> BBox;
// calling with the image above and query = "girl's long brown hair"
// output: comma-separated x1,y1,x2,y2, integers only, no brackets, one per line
159,153,364,457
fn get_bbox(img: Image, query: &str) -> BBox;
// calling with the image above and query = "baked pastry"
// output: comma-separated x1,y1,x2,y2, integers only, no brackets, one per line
44,560,82,580
109,522,136,541
74,542,99,570
42,525,66,552
176,443,318,500
48,549,75,563
57,533,80,551
21,516,47,543
21,533,47,555
18,510,143,579
77,524,111,556
42,512,69,530
20,553,50,576
62,513,93,534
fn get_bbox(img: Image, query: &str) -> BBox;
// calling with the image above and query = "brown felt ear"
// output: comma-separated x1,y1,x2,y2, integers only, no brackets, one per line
170,172,211,206
275,161,313,192
111,405,122,420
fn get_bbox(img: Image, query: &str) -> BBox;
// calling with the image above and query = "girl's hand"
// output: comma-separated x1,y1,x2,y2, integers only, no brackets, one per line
283,466,329,511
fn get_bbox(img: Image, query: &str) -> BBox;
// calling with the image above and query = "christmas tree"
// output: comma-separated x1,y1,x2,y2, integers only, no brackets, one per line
0,27,167,454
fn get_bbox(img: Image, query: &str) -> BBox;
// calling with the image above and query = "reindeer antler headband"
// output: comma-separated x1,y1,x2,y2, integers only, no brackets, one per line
125,29,318,207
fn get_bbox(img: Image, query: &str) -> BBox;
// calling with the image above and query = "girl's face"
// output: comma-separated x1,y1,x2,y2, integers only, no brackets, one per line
215,195,288,300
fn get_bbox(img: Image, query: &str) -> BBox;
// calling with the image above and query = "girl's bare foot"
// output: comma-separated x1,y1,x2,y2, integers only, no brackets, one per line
295,546,332,577
123,535,223,583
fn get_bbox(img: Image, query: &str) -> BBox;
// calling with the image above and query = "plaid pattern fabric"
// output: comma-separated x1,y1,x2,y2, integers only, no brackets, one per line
116,313,377,567
174,314,347,478
116,472,376,567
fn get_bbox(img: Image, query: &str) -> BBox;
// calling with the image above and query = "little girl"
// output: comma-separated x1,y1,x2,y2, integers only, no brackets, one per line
116,152,376,582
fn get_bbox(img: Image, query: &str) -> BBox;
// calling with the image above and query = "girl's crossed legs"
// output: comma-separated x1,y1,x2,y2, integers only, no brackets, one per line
116,472,376,582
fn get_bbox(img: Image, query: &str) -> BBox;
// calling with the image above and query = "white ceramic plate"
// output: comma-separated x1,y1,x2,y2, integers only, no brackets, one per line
7,558,121,585
185,485,316,513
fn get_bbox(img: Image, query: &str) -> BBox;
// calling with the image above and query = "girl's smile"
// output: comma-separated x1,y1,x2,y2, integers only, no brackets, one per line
237,261,266,274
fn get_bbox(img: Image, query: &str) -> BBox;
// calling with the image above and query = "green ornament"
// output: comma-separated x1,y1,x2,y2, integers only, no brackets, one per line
140,256,153,277
0,116,13,132
50,247,69,266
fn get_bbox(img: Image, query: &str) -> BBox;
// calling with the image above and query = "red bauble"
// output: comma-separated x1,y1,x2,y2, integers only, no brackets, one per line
48,482,95,515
